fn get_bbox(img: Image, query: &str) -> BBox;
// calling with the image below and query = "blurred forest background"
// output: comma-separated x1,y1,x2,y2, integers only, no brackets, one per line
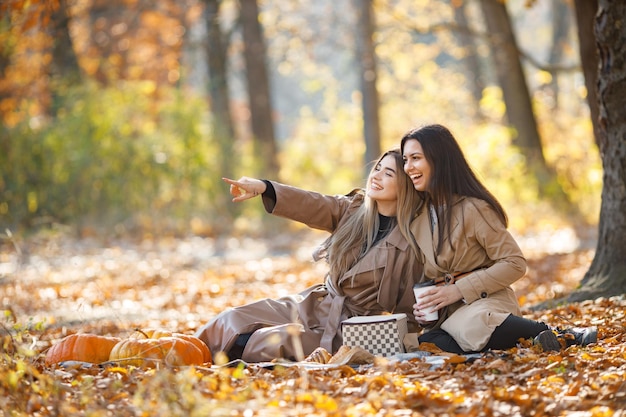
2,4,626,415
0,0,601,247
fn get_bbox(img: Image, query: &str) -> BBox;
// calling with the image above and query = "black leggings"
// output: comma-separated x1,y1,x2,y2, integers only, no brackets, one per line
227,333,252,360
418,314,550,354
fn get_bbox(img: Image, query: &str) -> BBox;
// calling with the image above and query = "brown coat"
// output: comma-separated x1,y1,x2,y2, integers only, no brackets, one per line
410,196,527,351
195,181,423,362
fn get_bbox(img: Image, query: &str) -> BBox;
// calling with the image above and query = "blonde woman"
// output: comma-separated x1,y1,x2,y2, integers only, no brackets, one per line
195,149,423,362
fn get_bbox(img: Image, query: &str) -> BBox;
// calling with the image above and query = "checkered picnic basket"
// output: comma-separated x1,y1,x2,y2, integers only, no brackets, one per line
341,313,408,357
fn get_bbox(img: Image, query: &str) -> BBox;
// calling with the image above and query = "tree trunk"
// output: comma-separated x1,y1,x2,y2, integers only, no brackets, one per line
0,6,13,202
203,0,239,221
0,10,12,82
452,0,485,118
49,0,82,113
240,0,279,179
354,0,381,172
569,0,626,301
204,0,236,177
478,0,545,167
547,0,572,110
478,0,584,220
573,0,601,149
88,0,114,85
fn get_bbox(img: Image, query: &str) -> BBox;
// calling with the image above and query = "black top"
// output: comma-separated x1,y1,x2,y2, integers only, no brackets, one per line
375,213,396,244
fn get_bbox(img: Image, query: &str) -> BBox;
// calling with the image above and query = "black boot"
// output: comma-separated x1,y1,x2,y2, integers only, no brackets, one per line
557,326,597,347
533,330,560,352
533,326,597,351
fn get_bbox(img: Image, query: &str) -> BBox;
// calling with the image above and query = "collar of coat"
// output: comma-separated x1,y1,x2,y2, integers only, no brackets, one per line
411,195,467,273
383,223,410,251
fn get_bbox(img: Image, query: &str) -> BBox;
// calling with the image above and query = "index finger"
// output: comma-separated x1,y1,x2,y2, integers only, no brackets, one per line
222,177,243,189
222,177,237,185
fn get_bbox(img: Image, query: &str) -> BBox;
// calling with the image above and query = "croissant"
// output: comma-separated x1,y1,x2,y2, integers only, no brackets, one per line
303,346,332,363
327,345,375,365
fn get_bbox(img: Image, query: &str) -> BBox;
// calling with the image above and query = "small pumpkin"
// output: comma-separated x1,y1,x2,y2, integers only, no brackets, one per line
108,337,205,367
130,328,212,365
44,333,121,365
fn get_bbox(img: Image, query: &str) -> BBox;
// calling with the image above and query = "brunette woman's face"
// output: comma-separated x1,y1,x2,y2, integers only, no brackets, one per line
403,139,432,192
367,154,399,216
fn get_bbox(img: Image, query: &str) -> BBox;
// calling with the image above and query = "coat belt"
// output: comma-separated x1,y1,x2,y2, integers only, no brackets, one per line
434,270,473,286
319,294,346,352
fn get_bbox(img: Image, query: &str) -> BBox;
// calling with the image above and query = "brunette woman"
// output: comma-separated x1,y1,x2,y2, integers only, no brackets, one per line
401,124,596,353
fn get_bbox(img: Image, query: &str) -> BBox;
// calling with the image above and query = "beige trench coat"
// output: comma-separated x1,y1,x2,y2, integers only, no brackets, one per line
194,182,423,362
410,196,527,352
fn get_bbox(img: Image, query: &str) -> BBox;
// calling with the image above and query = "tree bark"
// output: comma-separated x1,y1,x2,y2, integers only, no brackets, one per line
452,0,485,118
240,0,279,179
204,0,235,177
573,0,601,149
203,0,241,223
49,0,82,114
49,0,81,83
0,5,13,200
547,0,572,110
478,0,585,221
354,0,381,172
570,0,626,301
478,0,545,167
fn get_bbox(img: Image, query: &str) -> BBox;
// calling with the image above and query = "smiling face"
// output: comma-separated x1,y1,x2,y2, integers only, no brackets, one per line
366,154,399,216
402,139,432,193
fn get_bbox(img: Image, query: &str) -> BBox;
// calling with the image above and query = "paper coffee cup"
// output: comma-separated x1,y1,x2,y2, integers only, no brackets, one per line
413,283,439,321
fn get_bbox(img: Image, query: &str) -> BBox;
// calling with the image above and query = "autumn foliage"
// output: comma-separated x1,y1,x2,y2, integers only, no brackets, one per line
1,233,625,416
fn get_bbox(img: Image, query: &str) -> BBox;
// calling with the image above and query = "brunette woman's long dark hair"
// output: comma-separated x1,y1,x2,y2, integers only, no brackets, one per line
400,124,507,253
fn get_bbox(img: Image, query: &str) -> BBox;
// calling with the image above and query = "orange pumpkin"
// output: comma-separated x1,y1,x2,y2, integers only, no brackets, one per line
44,333,121,365
130,328,212,365
130,328,173,339
109,337,205,367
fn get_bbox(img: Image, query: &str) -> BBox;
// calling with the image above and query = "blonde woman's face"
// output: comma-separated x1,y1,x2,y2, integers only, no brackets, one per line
367,154,398,216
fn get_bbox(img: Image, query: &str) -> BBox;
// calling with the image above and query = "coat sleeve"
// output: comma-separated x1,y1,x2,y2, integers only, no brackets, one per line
454,199,527,304
261,181,361,233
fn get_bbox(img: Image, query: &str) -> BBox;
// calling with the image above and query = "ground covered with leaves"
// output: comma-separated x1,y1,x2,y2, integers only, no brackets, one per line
1,230,624,416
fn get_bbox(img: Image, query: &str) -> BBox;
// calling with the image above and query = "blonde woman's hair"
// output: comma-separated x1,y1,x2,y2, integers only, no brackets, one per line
326,149,422,280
